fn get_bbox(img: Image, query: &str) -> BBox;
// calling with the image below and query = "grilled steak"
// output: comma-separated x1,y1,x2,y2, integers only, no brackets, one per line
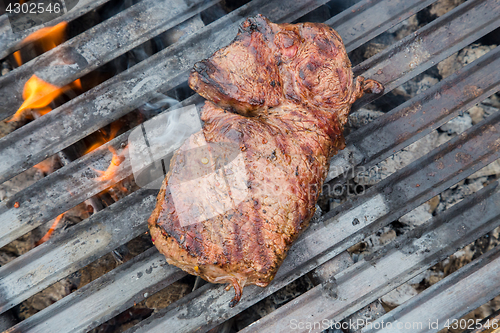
148,14,383,306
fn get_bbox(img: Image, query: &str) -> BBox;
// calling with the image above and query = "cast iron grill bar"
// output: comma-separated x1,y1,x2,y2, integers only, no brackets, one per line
327,45,500,181
0,94,203,249
351,0,500,109
1,0,492,185
0,0,333,185
241,182,500,332
0,0,216,118
6,248,187,333
0,0,332,314
0,0,113,59
0,185,156,314
0,0,445,250
362,243,500,333
326,0,438,53
124,109,500,333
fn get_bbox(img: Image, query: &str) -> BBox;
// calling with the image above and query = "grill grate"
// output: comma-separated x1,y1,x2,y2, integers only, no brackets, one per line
0,0,216,118
242,183,500,333
0,0,500,332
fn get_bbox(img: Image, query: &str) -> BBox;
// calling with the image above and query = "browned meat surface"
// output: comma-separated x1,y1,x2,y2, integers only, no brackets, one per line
148,14,383,306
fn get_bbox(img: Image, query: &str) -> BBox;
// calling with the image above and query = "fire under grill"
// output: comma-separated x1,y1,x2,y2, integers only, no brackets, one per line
0,0,500,332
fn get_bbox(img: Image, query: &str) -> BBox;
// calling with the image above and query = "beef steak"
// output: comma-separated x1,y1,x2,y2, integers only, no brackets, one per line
148,14,383,306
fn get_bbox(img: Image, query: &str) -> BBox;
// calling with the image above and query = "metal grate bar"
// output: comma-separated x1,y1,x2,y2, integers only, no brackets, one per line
6,248,187,333
0,0,461,185
0,0,113,59
124,107,500,332
327,45,500,180
326,0,438,53
352,0,500,109
0,0,331,315
0,0,216,118
0,94,202,249
362,242,500,333
0,185,155,314
240,182,500,332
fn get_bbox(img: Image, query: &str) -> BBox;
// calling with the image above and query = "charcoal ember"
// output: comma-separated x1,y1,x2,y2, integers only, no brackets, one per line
347,108,385,129
143,282,191,309
430,0,466,18
381,283,418,309
15,278,76,321
439,113,472,135
148,14,383,306
438,44,497,79
399,203,433,228
356,131,439,186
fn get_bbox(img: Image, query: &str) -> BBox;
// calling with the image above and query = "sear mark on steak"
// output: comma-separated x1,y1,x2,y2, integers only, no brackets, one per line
148,14,383,307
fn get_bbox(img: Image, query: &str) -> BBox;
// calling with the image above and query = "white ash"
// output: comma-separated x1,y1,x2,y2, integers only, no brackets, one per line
0,168,43,202
349,226,395,263
438,44,497,79
398,74,439,98
415,75,439,95
468,160,500,179
468,102,500,126
435,177,487,214
363,43,387,59
483,95,500,109
348,109,385,129
429,0,466,17
387,14,419,41
408,270,432,285
439,112,472,135
399,203,433,228
381,282,419,308
356,130,439,186
468,105,485,124
1,61,11,76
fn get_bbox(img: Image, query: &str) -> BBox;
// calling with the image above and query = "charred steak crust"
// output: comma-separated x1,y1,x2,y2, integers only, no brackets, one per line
148,14,383,307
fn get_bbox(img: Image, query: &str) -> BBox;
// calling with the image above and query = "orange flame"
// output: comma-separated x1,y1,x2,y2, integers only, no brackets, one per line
24,22,68,51
72,79,82,90
94,147,126,182
8,75,69,122
13,51,22,66
9,21,83,122
33,159,53,174
36,214,64,246
84,122,121,154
